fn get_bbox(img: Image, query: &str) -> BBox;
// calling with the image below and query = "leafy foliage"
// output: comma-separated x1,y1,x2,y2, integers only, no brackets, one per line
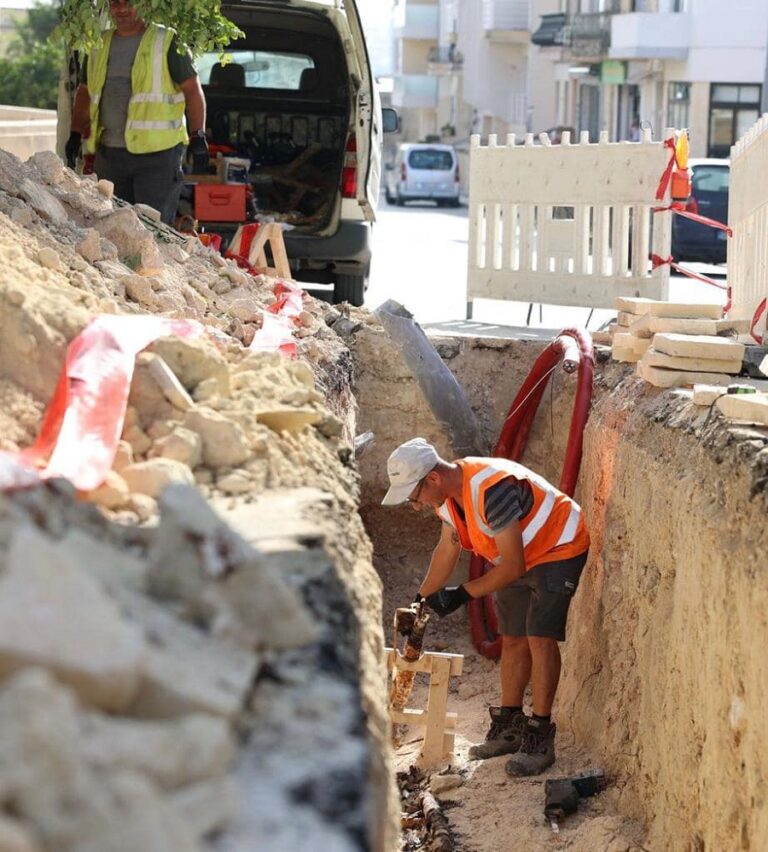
0,2,60,109
0,41,61,109
54,0,243,57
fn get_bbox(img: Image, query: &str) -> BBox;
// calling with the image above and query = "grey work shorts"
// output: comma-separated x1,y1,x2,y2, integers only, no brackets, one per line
494,551,588,641
94,143,185,225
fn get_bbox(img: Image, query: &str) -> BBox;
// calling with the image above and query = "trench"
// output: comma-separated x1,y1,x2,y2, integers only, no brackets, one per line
345,317,768,851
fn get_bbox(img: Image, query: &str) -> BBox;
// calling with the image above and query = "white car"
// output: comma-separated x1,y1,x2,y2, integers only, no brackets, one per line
384,143,460,207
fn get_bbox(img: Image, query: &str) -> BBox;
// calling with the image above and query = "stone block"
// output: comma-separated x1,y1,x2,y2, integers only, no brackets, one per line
0,526,145,711
636,361,735,389
169,777,239,842
37,247,61,272
85,470,131,510
630,315,719,338
615,297,723,319
716,393,768,425
256,407,322,434
121,459,195,498
651,333,745,361
77,228,103,264
642,348,742,374
183,408,250,468
145,355,194,411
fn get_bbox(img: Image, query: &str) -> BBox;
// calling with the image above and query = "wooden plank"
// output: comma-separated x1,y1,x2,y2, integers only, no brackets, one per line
385,648,463,677
390,709,458,729
420,656,452,767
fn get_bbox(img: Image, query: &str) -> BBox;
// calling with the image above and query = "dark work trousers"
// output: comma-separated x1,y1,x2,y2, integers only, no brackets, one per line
94,144,185,225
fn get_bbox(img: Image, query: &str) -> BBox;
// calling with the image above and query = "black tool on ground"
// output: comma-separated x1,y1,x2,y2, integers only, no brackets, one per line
544,768,607,832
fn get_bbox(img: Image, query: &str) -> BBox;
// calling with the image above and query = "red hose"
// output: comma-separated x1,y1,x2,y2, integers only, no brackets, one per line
469,328,595,659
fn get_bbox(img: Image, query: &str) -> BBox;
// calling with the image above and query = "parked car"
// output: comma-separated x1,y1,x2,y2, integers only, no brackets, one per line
671,158,729,264
61,0,398,307
384,143,460,207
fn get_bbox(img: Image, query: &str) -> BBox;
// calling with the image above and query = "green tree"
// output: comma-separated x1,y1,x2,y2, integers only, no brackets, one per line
0,2,60,109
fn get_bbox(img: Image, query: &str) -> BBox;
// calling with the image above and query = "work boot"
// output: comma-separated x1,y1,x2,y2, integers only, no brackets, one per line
468,707,528,760
504,719,556,777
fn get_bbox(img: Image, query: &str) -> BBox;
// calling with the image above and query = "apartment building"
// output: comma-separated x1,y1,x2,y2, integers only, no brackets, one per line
531,0,768,156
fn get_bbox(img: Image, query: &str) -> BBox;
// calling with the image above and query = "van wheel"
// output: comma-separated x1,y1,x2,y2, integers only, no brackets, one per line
385,187,395,204
396,192,405,207
333,274,366,307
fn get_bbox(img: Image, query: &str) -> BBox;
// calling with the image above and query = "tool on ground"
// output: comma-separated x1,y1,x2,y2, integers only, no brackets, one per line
544,768,607,833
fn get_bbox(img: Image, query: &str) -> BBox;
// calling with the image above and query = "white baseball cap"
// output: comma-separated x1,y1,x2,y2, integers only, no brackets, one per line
381,438,439,506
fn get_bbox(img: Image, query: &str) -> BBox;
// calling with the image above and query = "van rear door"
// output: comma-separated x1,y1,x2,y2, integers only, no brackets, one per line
406,147,456,195
335,0,380,221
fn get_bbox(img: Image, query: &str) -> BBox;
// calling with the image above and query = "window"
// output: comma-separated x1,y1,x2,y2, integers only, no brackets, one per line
691,165,729,194
408,149,454,170
198,51,316,91
708,83,761,157
667,82,690,129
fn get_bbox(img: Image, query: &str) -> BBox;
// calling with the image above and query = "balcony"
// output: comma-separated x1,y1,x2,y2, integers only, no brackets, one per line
531,12,567,47
392,74,439,109
393,2,439,41
427,45,464,75
609,10,690,59
563,1,620,60
482,0,530,44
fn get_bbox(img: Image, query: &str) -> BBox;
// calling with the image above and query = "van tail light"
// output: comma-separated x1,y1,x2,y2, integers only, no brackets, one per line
685,195,699,215
454,162,460,184
342,136,357,198
400,162,407,181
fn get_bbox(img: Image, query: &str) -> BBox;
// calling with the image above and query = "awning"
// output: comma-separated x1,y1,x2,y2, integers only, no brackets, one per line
531,13,567,47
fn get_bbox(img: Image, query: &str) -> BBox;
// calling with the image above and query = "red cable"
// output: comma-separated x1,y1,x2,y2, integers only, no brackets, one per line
468,328,595,659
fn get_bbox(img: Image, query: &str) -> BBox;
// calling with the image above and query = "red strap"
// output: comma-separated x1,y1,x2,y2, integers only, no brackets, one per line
750,297,767,344
651,254,728,298
655,202,733,237
655,138,677,201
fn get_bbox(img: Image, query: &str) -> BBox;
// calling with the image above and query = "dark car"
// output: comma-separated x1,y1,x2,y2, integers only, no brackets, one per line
671,159,729,264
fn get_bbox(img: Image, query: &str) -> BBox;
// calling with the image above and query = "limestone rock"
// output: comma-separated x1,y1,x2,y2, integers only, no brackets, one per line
216,470,252,495
18,177,67,224
81,712,235,791
123,274,157,308
146,355,194,410
77,228,103,264
121,459,195,498
95,208,162,271
123,423,153,456
150,427,202,469
37,247,61,271
152,338,230,395
135,203,162,222
170,776,239,842
29,149,66,184
0,526,145,711
257,406,322,434
183,408,250,468
0,815,42,852
127,493,158,523
430,774,463,795
651,332,745,362
85,470,131,510
113,440,134,472
97,178,114,198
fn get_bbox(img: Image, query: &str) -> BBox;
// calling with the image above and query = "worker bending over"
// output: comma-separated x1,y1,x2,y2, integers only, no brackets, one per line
66,0,208,224
383,438,589,777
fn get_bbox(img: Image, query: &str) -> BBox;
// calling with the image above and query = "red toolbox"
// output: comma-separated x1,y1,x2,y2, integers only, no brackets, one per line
194,184,246,222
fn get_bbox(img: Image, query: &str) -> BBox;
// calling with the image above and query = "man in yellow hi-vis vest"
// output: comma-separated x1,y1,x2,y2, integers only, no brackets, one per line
65,0,208,224
383,438,590,777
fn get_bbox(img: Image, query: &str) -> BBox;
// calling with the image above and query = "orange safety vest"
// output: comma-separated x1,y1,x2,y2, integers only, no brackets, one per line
436,458,589,569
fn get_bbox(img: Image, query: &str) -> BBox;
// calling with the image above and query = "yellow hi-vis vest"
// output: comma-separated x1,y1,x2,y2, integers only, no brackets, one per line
87,23,188,155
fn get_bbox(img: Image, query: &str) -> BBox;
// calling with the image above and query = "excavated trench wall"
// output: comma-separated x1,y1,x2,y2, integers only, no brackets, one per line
350,323,768,850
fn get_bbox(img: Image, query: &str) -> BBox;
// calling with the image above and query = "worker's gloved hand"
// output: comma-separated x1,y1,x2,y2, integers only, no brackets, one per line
425,585,470,618
65,131,82,168
413,591,424,604
188,133,210,173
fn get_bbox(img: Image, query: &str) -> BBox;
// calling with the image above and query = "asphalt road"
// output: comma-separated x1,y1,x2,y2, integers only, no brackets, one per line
364,198,728,340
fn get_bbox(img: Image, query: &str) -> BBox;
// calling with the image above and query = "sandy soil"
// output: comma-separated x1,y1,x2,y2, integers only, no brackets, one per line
377,545,648,852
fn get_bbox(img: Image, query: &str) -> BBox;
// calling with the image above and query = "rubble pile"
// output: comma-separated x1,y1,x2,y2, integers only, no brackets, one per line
0,148,396,852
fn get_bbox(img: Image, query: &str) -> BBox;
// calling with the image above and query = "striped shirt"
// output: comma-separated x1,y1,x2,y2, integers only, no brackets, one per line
483,476,533,533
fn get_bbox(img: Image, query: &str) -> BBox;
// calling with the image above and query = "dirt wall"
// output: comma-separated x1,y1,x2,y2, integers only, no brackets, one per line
561,369,768,851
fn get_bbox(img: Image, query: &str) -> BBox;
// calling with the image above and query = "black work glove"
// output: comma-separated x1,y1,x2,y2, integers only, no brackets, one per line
413,591,424,604
188,134,210,173
65,131,82,168
425,585,471,618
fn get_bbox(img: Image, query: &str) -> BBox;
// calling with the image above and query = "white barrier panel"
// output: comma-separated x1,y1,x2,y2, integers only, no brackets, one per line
728,113,768,339
466,128,674,316
0,106,57,161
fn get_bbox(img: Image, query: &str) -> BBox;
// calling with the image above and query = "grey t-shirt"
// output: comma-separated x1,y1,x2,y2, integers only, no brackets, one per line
84,34,197,148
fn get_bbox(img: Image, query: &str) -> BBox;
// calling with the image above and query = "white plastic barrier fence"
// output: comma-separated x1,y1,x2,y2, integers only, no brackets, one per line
0,106,57,161
466,128,676,317
728,114,768,341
